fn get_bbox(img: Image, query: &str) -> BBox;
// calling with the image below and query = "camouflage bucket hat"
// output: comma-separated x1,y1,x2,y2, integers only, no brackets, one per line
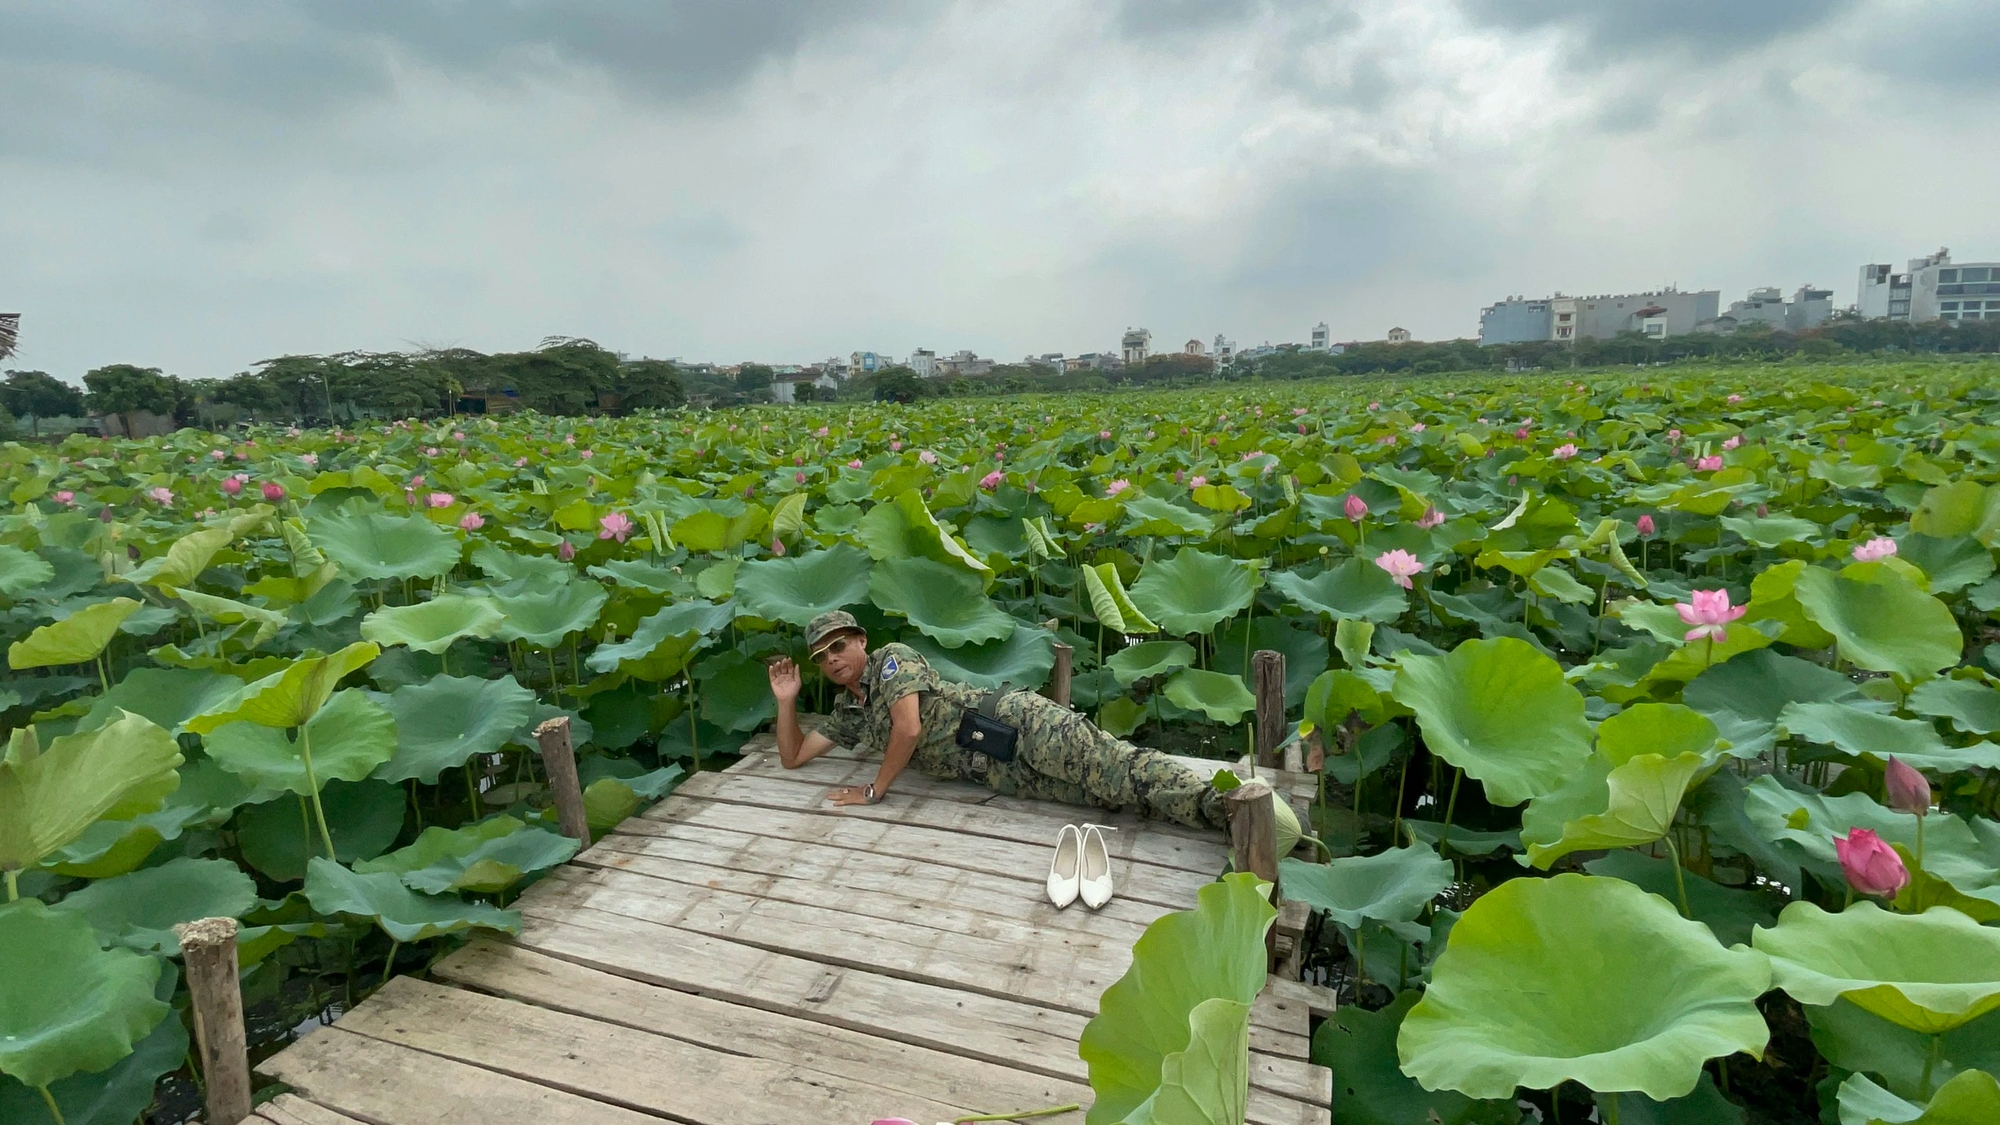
805,610,864,654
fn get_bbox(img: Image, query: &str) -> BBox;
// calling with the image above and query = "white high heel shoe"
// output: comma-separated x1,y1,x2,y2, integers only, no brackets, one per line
1047,825,1082,908
1078,824,1115,909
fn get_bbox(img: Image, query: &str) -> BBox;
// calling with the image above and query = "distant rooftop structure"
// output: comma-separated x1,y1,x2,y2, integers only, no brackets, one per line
1478,287,1720,345
1120,327,1152,366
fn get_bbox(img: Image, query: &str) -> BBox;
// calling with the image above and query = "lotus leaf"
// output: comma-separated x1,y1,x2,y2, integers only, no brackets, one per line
869,556,1017,647
1595,1074,1744,1125
359,595,508,654
1136,996,1251,1125
302,856,521,942
375,674,537,784
587,599,731,677
1108,640,1198,685
51,857,257,953
8,598,142,669
585,558,692,596
1910,480,2000,544
1215,616,1330,706
1392,637,1593,807
237,779,407,881
854,489,990,576
185,641,381,732
1897,535,1996,594
1599,703,1723,764
124,527,233,588
1311,991,1521,1125
1807,1000,2000,1103
204,689,397,795
309,509,462,581
1793,564,1962,683
0,961,186,1125
0,713,182,879
1398,873,1771,1101
699,651,781,732
489,580,607,649
671,502,768,553
471,544,572,586
1754,902,2000,1034
355,816,578,894
172,589,288,645
902,627,1057,690
1683,649,1868,758
1082,562,1159,634
583,777,641,834
1279,843,1452,933
0,900,168,1091
1129,549,1260,636
0,544,55,596
731,545,873,626
1780,701,2000,773
1120,495,1219,539
1162,668,1256,724
1908,679,2000,736
1583,851,1779,947
1836,1069,2000,1125
76,667,240,735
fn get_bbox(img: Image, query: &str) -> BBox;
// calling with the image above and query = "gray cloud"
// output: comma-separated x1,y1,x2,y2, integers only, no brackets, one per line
1459,0,1864,57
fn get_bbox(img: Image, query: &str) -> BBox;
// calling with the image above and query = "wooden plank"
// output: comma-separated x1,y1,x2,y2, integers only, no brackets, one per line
253,1094,369,1125
258,1027,656,1125
434,941,1092,1118
625,785,1215,909
339,976,981,1125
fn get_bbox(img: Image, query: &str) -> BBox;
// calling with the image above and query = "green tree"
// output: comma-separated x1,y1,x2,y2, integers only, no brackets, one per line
868,365,927,403
736,364,774,396
1,370,85,434
82,364,178,436
614,359,686,410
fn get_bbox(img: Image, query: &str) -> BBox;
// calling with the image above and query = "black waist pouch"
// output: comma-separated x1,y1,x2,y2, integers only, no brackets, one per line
956,686,1019,763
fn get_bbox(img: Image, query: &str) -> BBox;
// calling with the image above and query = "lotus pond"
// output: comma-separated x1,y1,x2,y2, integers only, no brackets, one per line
5,361,2000,1124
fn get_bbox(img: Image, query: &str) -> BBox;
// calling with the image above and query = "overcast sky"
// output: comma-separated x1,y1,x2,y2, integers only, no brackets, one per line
4,0,1996,382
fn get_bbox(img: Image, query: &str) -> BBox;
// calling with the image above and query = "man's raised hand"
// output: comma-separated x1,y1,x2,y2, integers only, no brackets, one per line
766,656,802,703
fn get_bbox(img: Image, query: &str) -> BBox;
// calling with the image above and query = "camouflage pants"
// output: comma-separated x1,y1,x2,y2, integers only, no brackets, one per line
936,693,1227,831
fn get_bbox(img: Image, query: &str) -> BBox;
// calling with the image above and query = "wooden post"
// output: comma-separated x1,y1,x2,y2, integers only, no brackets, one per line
1252,649,1286,769
1225,779,1282,968
533,716,591,843
1050,642,1073,708
176,917,251,1125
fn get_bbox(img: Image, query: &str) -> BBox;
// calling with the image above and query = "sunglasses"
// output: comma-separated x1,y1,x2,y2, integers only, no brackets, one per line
810,636,860,665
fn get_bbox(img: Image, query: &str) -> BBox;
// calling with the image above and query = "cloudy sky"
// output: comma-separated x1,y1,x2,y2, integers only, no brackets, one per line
4,0,1995,381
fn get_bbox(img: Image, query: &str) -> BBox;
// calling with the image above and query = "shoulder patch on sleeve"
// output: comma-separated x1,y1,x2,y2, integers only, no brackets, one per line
881,655,899,679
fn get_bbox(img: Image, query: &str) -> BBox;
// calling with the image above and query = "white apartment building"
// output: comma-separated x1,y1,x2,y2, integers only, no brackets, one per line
1858,249,2000,322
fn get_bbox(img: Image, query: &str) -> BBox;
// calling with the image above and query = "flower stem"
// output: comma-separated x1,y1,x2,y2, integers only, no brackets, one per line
300,724,338,860
37,1085,67,1125
1663,836,1692,920
5,868,18,902
952,1105,1081,1123
1922,1033,1943,1099
1439,768,1464,856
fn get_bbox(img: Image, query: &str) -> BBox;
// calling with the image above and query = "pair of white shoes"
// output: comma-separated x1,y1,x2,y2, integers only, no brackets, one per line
1047,824,1115,909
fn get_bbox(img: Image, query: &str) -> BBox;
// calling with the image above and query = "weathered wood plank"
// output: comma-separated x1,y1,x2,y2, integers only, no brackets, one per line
258,1027,656,1125
339,976,981,1125
253,1093,369,1125
434,941,1093,1118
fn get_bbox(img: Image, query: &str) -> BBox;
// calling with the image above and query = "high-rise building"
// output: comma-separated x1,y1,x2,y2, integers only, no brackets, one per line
1858,249,2000,322
1309,322,1330,350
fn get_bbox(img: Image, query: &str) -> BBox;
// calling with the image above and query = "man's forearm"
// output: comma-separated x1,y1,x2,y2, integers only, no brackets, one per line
775,697,805,766
873,726,919,795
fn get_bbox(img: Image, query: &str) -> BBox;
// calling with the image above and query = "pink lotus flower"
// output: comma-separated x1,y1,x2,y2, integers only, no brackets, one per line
1292,407,1308,416
458,511,485,531
1721,435,1742,451
598,511,634,542
1637,514,1656,537
1835,828,1908,898
1551,443,1578,460
427,492,455,508
1727,393,1742,404
1098,430,1112,440
210,449,226,460
52,489,76,506
1105,479,1131,497
1410,423,1427,433
1375,549,1424,589
1344,494,1368,522
1852,537,1897,563
514,457,528,467
411,475,425,488
1417,506,1445,530
980,470,1004,490
558,540,575,561
1885,757,1931,817
301,453,317,467
1514,427,1530,440
423,446,441,457
918,450,938,465
1190,475,1208,489
847,459,863,469
890,441,903,452
1695,455,1724,472
814,426,829,438
453,430,466,440
261,482,286,502
220,477,243,496
580,449,594,459
1297,423,1308,433
148,486,174,505
1368,401,1380,411
1676,589,1745,642
564,434,576,445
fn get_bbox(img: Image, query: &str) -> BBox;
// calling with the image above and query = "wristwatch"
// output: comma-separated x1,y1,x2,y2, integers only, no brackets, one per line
862,783,880,804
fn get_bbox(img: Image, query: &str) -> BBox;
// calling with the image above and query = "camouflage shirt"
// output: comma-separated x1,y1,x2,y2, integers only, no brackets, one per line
820,643,984,777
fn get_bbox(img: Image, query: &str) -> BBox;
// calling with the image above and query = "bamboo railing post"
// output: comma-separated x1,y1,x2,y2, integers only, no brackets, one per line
1225,779,1282,967
1050,642,1073,708
533,716,591,843
1252,649,1286,769
176,917,251,1125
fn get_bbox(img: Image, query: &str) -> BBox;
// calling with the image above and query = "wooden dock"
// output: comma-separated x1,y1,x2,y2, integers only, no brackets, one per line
254,739,1335,1125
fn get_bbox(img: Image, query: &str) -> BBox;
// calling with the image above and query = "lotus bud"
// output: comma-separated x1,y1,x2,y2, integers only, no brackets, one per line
558,540,575,561
261,482,286,502
1343,494,1367,522
1885,757,1931,817
1637,514,1656,537
1834,828,1909,898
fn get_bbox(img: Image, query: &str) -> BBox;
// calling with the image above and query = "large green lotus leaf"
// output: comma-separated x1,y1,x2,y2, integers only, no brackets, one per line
1081,873,1275,1125
1808,999,2000,1103
173,589,288,645
1523,752,1706,869
732,545,873,626
1584,851,1780,948
902,627,1057,691
1683,649,1868,758
1399,874,1770,1101
489,580,607,649
355,815,578,894
1129,549,1260,637
303,856,520,943
0,544,56,596
375,674,536,784
0,713,182,874
1279,843,1452,932
1780,701,2000,773
359,595,507,654
586,599,731,677
580,686,657,751
1736,775,2000,901
1125,997,1251,1125
0,961,186,1125
204,689,396,796
1754,902,2000,1035
1268,558,1408,624
1215,616,1331,708
671,502,769,553
1082,562,1159,634
1595,1074,1743,1125
49,755,280,879
585,558,692,597
854,489,991,577
124,526,233,588
1108,640,1199,685
1310,990,1521,1125
1910,679,2000,737
1793,564,1961,683
1162,669,1256,724
51,857,257,953
8,598,142,669
1598,703,1721,765
1898,535,1996,595
76,668,241,736
309,510,461,581
869,556,1017,647
1910,480,2000,544
1120,495,1220,539
1720,513,1821,550
1304,669,1392,734
1391,636,1593,807
699,651,781,733
471,544,573,586
1837,1069,2000,1125
0,900,168,1091
185,641,381,732
237,779,407,882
